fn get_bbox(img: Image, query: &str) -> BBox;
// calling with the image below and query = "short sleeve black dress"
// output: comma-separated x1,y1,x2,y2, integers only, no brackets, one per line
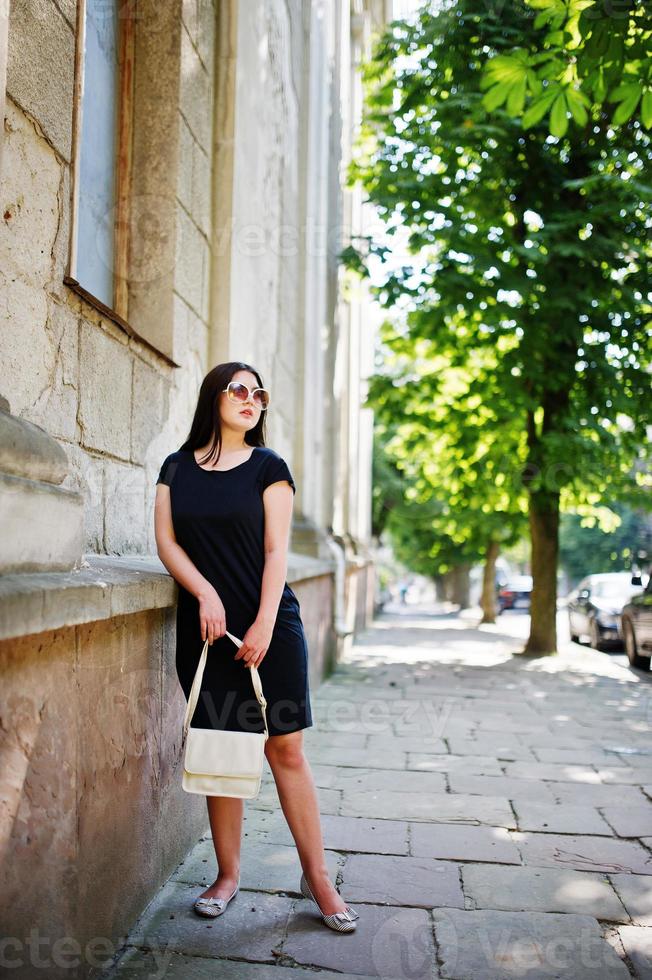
156,446,313,737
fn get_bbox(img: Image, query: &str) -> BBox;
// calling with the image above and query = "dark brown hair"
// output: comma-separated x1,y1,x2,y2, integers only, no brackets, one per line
179,361,268,467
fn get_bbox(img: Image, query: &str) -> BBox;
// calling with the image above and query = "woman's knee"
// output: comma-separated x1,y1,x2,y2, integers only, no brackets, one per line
265,731,305,768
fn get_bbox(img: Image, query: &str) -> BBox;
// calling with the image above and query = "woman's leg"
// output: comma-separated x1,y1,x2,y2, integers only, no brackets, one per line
196,796,243,900
265,730,348,916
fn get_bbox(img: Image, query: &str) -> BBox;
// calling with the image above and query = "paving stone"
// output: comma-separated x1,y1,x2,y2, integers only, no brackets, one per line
461,864,628,921
317,814,410,855
446,773,556,802
446,735,536,760
341,790,516,826
306,745,407,769
600,805,652,837
512,801,612,835
242,806,293,844
366,734,448,753
513,831,652,874
342,853,464,909
410,823,521,863
595,766,652,785
609,752,652,770
395,715,475,738
331,767,447,794
533,747,627,765
474,716,552,734
407,753,504,776
544,781,648,807
108,948,384,980
303,728,368,749
525,734,605,749
283,902,435,979
433,908,629,979
617,926,652,979
609,873,652,925
504,761,603,783
126,880,293,961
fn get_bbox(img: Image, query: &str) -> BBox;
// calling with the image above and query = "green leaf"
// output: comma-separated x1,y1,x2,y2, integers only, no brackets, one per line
594,68,607,103
641,91,652,129
534,8,556,28
610,81,641,103
612,86,642,126
566,88,589,126
550,92,569,136
507,77,528,116
485,55,529,84
522,88,558,128
482,83,510,112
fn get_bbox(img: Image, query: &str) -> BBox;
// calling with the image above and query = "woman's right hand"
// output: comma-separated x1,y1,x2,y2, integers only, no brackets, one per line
198,586,226,644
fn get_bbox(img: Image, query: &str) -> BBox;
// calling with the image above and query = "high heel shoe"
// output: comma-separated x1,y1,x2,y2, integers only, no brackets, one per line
193,878,240,918
299,871,359,932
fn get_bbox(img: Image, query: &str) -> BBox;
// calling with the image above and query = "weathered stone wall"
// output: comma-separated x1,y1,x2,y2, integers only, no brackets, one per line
0,0,216,558
0,0,378,972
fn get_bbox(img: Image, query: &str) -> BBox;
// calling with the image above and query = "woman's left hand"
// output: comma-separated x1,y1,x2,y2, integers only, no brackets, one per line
234,618,274,668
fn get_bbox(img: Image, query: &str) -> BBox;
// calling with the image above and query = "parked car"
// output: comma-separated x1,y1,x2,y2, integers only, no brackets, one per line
620,573,652,670
567,572,646,652
497,574,533,612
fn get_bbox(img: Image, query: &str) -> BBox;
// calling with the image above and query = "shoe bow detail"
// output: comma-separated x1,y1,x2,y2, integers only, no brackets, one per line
196,896,225,908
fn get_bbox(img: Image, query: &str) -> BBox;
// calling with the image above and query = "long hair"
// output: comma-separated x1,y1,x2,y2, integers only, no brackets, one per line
179,361,268,467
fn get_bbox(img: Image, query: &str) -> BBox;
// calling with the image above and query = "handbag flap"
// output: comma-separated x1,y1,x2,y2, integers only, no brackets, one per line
184,727,265,777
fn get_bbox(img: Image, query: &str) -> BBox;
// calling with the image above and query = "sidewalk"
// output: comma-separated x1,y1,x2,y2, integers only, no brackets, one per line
103,604,652,980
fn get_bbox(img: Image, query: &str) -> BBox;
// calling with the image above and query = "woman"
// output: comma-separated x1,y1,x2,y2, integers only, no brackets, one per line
154,361,359,933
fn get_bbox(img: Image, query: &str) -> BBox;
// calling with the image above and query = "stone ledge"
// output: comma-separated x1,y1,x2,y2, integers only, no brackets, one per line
0,552,336,642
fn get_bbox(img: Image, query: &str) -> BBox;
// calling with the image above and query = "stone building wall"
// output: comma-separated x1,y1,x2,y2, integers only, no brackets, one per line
0,0,386,973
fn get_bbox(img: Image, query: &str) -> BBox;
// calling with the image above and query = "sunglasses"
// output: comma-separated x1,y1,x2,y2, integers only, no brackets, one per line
222,381,270,410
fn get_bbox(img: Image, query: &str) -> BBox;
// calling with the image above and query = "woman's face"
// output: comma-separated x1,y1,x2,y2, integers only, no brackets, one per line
220,370,264,432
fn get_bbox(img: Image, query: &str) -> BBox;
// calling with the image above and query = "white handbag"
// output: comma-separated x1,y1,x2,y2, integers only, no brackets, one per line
181,629,269,799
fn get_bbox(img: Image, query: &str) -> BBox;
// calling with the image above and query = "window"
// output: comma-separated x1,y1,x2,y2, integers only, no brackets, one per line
68,0,134,319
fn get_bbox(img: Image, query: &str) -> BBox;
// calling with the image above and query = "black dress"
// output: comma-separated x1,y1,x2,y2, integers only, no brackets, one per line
156,446,313,737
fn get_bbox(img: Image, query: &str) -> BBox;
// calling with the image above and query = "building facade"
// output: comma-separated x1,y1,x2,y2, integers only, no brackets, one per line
0,0,389,972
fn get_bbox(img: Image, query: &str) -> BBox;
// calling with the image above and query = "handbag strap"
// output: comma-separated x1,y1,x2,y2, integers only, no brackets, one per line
182,629,269,743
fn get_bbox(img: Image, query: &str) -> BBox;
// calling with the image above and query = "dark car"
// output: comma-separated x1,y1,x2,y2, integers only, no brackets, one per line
620,572,652,670
567,572,646,652
497,574,533,612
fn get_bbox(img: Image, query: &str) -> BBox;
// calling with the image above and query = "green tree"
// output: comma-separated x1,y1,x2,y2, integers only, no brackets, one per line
481,0,652,134
368,319,527,621
346,0,651,653
560,503,652,584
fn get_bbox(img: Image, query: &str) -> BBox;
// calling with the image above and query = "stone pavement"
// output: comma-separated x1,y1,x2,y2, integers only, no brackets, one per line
103,603,652,980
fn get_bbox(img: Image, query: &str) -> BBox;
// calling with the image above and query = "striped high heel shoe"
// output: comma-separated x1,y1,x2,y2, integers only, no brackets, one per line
299,871,359,932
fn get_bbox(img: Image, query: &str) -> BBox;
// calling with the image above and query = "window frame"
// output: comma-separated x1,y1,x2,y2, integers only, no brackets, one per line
66,0,177,366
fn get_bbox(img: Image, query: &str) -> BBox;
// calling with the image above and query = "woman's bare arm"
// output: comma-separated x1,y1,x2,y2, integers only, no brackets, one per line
256,481,294,627
154,483,226,643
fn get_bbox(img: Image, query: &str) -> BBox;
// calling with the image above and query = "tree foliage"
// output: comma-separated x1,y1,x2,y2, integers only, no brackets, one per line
481,0,652,134
346,0,652,650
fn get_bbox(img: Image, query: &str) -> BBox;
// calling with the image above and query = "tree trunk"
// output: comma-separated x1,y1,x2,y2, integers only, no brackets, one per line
451,562,471,610
523,490,559,655
479,539,500,624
